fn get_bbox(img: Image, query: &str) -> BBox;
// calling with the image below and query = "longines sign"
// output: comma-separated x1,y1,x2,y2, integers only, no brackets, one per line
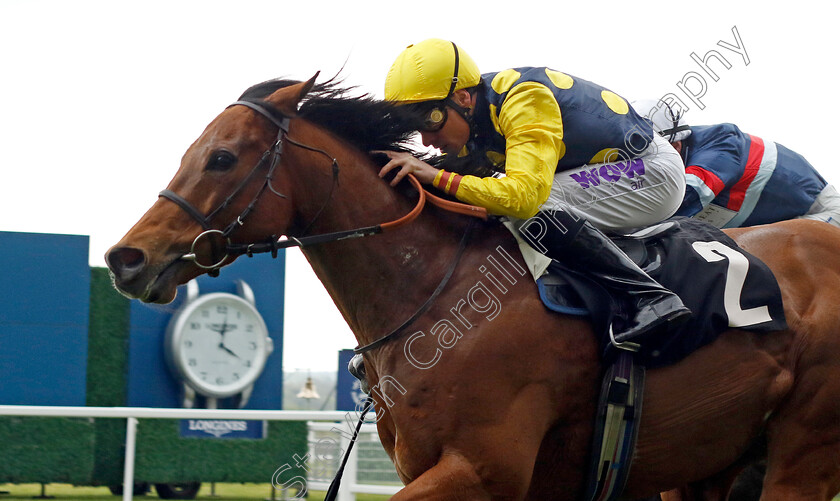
179,419,267,439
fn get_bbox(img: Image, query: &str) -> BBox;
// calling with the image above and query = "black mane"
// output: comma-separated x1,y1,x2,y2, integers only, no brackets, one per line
237,77,499,178
238,77,422,154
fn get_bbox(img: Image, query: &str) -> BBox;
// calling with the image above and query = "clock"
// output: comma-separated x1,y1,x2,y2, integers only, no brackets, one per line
165,279,273,408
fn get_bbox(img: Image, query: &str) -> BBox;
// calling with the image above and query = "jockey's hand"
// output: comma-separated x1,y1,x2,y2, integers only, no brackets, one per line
373,150,439,187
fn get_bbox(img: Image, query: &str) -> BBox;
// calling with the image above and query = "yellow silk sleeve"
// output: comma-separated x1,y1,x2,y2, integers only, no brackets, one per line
454,82,564,219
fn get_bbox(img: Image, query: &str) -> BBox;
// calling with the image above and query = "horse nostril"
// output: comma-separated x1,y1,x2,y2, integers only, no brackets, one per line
106,246,147,282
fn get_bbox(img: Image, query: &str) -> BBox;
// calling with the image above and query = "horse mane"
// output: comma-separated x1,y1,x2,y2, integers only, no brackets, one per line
238,77,421,154
238,77,499,178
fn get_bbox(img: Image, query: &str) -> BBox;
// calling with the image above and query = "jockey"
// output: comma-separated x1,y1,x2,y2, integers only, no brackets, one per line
633,98,840,228
378,38,691,347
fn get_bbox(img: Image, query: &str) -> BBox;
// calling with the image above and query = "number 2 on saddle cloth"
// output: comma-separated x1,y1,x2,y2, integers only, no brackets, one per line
534,217,787,367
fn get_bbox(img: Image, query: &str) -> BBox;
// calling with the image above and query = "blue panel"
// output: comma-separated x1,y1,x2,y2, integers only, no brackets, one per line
0,231,90,406
127,252,285,409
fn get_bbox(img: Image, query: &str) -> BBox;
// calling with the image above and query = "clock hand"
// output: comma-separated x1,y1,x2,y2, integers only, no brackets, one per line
216,317,239,337
218,342,240,359
216,315,239,357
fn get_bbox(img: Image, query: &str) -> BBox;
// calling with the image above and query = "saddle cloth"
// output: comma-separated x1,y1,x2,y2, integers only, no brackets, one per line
513,217,788,367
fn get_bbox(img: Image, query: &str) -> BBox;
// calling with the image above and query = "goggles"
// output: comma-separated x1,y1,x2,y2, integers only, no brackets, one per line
421,104,449,132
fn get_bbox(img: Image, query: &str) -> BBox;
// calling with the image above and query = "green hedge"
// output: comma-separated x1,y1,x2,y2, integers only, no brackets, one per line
0,417,95,484
87,267,130,408
2,268,307,487
87,267,130,486
133,420,307,483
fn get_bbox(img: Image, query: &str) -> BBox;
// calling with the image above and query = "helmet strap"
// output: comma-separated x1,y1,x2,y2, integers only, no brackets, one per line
443,42,477,138
446,42,461,98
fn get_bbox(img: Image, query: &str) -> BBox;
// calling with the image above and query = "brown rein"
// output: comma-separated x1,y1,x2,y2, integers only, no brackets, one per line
221,172,486,261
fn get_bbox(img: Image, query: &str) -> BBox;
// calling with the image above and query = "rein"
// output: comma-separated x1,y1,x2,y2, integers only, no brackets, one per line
224,173,428,258
224,175,486,258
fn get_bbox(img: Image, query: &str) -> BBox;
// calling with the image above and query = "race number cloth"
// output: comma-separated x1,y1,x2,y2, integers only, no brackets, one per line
537,218,787,367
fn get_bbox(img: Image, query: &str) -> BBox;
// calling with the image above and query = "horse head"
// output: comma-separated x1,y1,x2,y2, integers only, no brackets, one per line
106,76,319,303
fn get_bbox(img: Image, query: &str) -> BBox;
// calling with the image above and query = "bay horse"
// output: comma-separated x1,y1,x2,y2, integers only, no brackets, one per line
106,76,840,500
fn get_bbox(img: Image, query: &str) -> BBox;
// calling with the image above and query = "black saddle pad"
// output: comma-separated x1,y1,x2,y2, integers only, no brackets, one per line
536,218,787,367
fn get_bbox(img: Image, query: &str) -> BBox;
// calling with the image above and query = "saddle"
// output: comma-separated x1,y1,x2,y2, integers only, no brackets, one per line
535,217,787,366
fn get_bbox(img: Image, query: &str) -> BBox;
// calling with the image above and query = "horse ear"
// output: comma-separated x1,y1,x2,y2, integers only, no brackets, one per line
269,72,319,117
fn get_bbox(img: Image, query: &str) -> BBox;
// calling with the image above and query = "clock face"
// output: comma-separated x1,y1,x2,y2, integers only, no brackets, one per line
167,293,271,397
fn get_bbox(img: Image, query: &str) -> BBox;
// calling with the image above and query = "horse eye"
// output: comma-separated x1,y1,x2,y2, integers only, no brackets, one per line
206,150,237,171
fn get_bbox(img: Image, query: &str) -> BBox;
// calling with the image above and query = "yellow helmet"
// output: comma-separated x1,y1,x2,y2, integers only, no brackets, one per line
384,39,482,104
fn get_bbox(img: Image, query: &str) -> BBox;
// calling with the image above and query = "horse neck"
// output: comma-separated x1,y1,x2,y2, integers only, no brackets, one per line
284,121,470,346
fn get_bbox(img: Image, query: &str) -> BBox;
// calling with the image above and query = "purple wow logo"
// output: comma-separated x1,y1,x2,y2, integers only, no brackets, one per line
569,159,646,189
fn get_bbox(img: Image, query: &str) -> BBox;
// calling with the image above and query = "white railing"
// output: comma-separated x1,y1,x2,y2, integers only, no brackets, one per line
0,405,401,501
306,422,402,500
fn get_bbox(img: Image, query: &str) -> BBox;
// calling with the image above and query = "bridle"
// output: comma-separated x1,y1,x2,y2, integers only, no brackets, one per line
158,98,487,276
